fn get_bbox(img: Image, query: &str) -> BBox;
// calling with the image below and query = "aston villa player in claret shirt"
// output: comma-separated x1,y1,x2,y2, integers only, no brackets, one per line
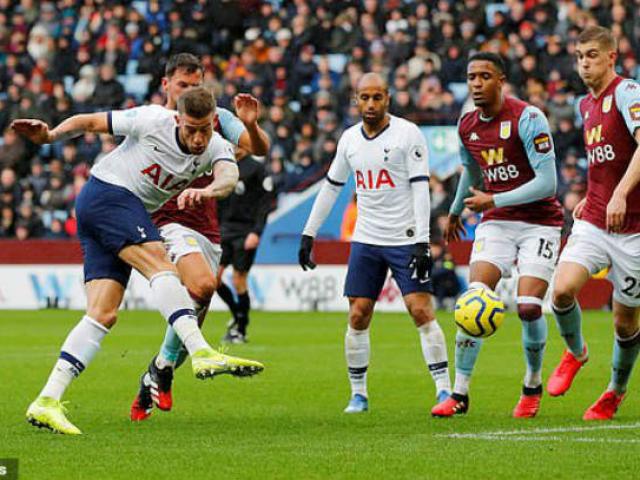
548,26,640,421
432,52,563,419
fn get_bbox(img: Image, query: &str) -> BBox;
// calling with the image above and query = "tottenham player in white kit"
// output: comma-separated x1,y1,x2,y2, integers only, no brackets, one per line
299,73,451,413
11,87,264,435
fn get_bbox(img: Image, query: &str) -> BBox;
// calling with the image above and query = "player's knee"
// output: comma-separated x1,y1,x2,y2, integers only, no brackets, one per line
92,310,118,329
232,272,248,293
613,312,639,338
407,303,435,324
349,305,373,328
517,303,542,322
552,285,576,309
187,277,216,304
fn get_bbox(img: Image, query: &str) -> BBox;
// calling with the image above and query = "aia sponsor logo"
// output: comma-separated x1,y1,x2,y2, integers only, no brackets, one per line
355,169,395,189
141,163,189,191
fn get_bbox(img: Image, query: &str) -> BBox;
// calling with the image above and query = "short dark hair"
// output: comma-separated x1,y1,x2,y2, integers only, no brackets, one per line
165,53,203,78
578,26,617,52
468,52,506,75
177,87,216,118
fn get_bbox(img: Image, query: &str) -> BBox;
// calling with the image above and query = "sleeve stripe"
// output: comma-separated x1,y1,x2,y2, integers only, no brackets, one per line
326,176,345,186
409,175,430,183
211,157,236,166
107,111,113,135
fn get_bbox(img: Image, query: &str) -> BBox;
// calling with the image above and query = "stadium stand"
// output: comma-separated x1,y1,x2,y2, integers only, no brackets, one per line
2,0,638,242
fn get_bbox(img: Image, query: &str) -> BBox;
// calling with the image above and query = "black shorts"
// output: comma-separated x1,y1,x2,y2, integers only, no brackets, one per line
220,236,257,272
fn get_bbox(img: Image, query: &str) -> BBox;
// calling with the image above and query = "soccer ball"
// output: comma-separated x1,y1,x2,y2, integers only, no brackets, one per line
454,287,505,338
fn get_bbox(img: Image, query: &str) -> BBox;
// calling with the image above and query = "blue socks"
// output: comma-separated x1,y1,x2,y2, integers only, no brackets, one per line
609,330,640,394
552,301,585,358
159,325,183,365
521,315,547,388
453,331,483,395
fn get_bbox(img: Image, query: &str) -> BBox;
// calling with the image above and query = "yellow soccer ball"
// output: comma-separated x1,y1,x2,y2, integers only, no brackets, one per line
454,287,505,338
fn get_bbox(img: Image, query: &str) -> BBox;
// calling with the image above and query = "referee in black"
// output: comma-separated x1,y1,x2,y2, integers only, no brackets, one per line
218,146,274,343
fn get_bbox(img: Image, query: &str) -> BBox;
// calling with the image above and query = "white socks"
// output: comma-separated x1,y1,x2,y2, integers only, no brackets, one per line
418,321,451,394
345,325,370,398
40,315,109,400
150,271,209,354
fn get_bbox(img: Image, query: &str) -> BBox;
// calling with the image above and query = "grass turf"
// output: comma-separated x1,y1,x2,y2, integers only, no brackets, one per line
1,309,639,479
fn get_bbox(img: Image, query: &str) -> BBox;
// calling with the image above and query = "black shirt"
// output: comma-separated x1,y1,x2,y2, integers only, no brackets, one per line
218,155,274,240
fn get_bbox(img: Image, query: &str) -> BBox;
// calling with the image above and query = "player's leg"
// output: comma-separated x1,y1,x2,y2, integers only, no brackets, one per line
433,260,502,416
225,236,258,342
342,242,387,413
511,224,560,418
27,277,125,434
584,239,640,420
513,276,549,418
120,241,263,379
344,297,376,413
217,239,240,327
26,182,133,435
131,250,218,420
584,301,639,420
384,243,451,402
156,251,217,368
403,292,451,401
223,238,256,343
226,269,250,341
547,221,607,396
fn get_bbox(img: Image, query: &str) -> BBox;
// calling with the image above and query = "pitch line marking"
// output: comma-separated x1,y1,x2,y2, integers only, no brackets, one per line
437,421,640,440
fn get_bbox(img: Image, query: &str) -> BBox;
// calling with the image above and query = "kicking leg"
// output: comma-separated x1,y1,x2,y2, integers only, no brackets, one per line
121,242,263,379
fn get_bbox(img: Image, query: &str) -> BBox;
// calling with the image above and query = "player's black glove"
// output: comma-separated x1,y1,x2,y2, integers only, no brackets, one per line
408,242,432,282
298,234,317,271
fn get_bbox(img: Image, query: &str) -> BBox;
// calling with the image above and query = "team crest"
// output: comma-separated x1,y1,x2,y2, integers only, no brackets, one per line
474,240,484,253
602,95,612,113
533,133,552,153
499,121,511,139
629,102,640,121
184,235,198,247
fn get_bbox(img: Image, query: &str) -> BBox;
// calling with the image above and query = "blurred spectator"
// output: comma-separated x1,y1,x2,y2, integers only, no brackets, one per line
0,128,27,171
91,64,125,109
0,0,615,243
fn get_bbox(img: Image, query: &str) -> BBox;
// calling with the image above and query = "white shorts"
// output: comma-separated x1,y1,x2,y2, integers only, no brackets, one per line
559,219,640,307
470,220,561,282
159,223,222,275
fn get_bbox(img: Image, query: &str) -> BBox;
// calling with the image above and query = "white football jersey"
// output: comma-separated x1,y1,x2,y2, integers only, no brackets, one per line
91,105,235,212
327,115,430,245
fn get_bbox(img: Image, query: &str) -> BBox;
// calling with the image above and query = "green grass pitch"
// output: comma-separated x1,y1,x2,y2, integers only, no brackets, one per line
1,309,639,479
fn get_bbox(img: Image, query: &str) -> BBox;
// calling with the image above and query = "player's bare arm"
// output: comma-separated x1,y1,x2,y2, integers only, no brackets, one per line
177,160,239,210
607,129,640,232
11,113,109,144
234,94,270,155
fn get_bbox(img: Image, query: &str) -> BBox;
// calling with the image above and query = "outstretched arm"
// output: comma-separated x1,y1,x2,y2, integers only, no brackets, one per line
11,113,109,144
234,94,270,155
177,159,239,210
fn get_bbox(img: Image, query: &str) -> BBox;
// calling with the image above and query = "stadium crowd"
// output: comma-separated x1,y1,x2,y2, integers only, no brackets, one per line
0,0,639,241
